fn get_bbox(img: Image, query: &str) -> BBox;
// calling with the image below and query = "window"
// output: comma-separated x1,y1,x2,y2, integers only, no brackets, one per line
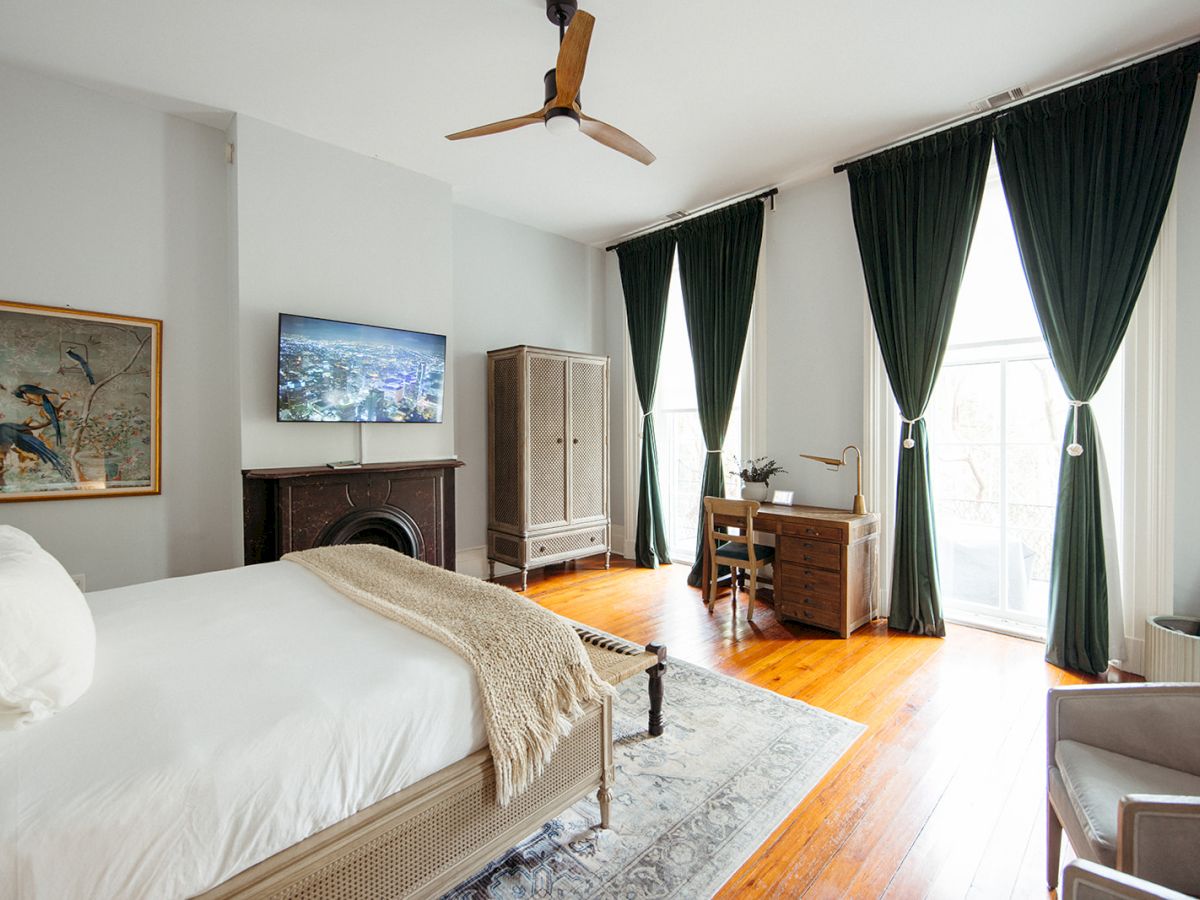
650,256,744,563
926,163,1124,630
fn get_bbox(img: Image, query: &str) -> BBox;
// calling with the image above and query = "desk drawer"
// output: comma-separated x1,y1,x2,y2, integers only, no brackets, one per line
778,537,842,571
782,566,840,602
778,599,841,630
781,521,846,542
779,564,842,602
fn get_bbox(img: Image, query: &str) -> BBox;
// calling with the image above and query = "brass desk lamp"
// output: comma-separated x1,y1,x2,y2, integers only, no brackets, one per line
799,445,867,515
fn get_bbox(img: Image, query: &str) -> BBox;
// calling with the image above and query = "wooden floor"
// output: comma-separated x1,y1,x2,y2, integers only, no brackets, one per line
505,557,1103,900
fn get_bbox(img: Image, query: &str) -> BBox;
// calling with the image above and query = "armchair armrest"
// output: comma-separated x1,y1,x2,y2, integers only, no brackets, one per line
1047,684,1200,775
1118,794,1200,894
1063,860,1193,899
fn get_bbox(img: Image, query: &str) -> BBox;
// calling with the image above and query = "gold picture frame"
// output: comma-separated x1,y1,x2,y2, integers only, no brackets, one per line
0,299,162,502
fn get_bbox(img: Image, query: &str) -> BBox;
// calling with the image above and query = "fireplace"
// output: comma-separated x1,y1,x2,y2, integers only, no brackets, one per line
242,459,462,569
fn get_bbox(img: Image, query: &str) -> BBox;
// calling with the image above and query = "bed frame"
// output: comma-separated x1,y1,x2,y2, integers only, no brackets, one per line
199,632,666,900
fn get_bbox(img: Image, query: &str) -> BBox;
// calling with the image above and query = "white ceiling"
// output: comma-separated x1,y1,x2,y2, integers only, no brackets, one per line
1,0,1199,245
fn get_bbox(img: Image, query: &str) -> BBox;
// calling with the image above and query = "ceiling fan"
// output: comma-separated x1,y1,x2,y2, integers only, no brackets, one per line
445,0,655,165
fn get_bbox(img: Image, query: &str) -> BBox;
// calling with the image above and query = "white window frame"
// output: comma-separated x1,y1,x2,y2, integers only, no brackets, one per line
861,197,1177,668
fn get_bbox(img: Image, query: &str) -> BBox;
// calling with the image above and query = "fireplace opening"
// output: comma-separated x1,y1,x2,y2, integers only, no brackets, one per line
318,507,425,560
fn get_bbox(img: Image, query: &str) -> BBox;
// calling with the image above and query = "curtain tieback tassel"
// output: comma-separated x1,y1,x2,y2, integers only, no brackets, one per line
706,449,723,454
901,416,923,449
1067,400,1088,457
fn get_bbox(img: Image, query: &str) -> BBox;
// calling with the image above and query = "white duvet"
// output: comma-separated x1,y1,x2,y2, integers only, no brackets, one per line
0,561,487,900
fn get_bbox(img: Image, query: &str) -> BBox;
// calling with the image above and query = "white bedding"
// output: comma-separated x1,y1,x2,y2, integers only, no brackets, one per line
0,561,487,900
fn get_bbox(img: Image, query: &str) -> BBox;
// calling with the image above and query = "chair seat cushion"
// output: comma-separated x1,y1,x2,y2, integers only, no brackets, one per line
1054,739,1200,864
715,541,774,562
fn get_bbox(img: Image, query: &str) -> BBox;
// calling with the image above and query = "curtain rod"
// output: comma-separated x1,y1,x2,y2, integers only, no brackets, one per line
831,33,1200,174
604,186,778,252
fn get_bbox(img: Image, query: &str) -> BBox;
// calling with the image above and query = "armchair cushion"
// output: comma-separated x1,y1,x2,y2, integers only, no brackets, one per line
1055,740,1200,865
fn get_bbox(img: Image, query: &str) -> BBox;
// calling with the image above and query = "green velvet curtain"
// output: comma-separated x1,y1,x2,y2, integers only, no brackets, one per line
616,231,677,568
676,197,766,587
847,122,992,637
993,43,1200,673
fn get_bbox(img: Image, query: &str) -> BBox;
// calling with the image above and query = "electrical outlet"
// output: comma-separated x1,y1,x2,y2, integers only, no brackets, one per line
70,573,86,592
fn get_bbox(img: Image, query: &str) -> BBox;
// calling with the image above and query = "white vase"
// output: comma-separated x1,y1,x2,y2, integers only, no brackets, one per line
741,482,769,501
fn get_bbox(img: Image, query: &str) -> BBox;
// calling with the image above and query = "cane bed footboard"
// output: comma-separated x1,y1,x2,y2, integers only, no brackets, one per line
199,700,610,900
198,633,666,900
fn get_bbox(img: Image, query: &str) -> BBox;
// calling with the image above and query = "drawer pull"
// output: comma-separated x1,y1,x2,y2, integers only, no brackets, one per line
803,611,814,619
538,546,546,553
589,536,596,543
806,527,818,535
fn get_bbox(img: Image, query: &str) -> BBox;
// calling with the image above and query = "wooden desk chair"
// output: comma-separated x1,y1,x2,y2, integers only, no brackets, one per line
702,497,775,619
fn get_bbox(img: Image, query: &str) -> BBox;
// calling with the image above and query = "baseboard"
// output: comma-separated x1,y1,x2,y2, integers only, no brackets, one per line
455,546,519,580
1121,636,1145,677
611,525,629,560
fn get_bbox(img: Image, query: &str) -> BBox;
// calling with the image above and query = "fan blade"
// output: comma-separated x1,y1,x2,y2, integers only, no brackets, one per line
553,9,594,107
579,114,655,165
446,111,544,141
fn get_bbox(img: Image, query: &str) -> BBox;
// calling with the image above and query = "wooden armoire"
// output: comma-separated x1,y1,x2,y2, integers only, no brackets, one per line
487,345,610,590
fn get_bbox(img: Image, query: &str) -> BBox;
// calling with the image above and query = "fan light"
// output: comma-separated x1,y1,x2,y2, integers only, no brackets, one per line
547,111,578,135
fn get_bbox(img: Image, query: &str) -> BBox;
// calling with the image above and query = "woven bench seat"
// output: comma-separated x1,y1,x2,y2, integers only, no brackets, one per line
571,625,667,736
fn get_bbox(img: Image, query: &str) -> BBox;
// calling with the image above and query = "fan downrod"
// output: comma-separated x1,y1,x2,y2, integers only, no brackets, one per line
545,0,578,26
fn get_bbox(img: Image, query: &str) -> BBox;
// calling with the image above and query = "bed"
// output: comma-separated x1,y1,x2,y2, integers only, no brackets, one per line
0,558,664,900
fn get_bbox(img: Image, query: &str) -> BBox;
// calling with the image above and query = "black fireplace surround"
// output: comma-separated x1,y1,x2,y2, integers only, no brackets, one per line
242,459,462,569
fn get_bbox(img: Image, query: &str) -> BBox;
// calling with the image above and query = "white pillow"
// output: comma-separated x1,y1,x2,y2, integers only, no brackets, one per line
0,525,95,728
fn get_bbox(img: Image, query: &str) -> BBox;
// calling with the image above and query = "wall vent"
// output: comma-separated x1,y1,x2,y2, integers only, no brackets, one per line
972,86,1026,113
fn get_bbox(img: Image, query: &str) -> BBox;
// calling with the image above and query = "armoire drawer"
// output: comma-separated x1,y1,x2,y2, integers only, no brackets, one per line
527,526,608,565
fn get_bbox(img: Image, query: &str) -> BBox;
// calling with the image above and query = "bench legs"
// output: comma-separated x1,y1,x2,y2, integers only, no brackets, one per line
646,642,667,737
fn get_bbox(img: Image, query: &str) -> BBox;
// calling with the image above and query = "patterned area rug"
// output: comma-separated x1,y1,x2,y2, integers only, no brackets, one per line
444,658,865,899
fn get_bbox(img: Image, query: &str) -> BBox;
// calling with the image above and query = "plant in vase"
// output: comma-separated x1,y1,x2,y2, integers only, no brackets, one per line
731,456,787,502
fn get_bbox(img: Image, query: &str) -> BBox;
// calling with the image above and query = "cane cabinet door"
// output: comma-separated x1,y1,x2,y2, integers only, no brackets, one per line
568,356,608,524
525,351,568,529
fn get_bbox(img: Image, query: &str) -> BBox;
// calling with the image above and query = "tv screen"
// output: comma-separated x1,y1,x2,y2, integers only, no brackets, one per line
277,313,446,423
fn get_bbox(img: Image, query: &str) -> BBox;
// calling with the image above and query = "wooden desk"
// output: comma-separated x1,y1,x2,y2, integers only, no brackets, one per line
703,503,880,638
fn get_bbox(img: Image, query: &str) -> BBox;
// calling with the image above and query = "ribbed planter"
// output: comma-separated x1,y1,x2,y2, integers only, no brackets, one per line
1146,615,1200,682
740,482,769,502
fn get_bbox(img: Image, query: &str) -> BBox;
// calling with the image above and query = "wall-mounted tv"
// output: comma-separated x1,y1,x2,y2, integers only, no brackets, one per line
277,313,446,423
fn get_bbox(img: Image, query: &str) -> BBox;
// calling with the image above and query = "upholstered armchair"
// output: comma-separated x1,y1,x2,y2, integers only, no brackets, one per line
1047,684,1200,895
1062,860,1194,899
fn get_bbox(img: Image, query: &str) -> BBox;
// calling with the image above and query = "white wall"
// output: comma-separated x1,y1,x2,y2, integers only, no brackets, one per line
451,206,605,566
0,64,240,590
232,116,455,469
1173,102,1200,617
604,252,627,536
757,175,866,508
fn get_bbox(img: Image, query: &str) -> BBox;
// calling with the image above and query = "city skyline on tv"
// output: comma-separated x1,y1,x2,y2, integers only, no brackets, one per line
277,313,446,423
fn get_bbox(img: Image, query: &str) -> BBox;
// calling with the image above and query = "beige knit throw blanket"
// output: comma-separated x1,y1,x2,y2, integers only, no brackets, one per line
284,544,614,806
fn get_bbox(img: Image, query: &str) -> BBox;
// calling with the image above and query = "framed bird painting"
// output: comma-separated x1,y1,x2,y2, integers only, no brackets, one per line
0,300,161,501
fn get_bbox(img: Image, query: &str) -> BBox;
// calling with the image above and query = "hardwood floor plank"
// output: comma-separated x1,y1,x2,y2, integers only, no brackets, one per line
512,558,1111,899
